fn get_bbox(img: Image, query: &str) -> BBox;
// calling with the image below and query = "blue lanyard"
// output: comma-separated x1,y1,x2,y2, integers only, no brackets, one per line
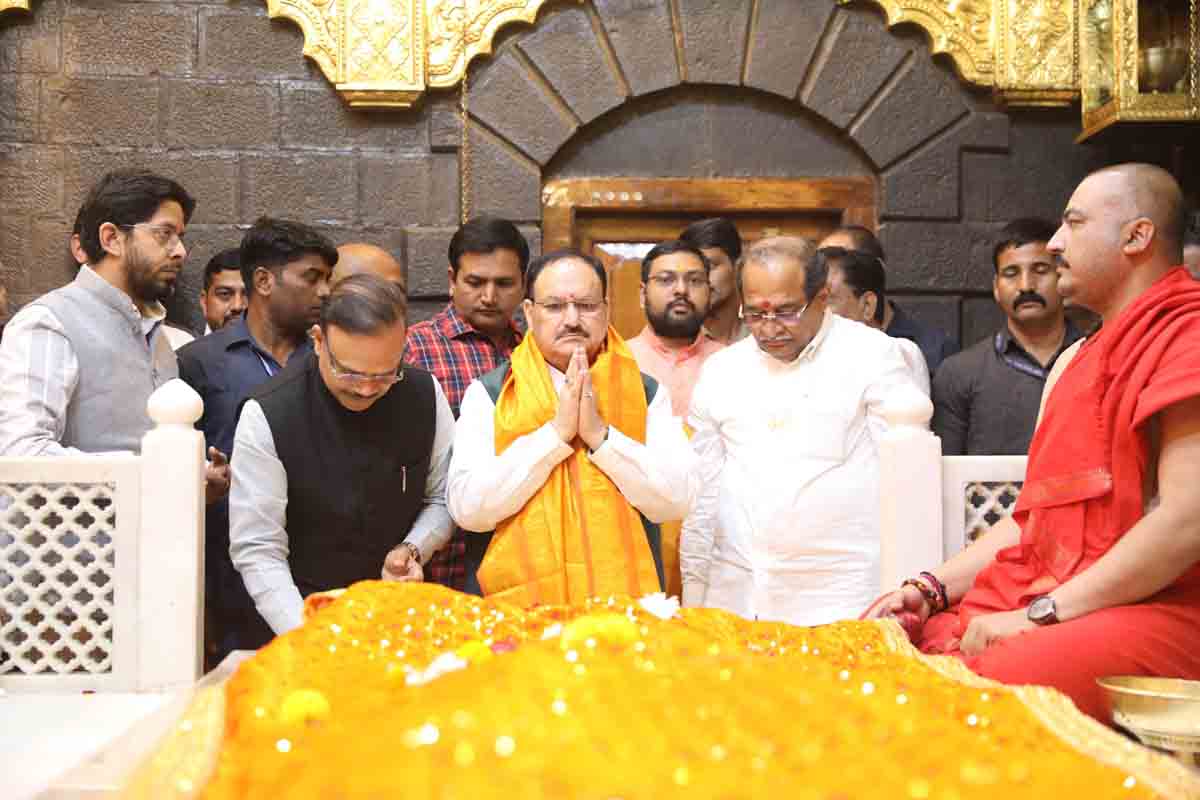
254,350,279,378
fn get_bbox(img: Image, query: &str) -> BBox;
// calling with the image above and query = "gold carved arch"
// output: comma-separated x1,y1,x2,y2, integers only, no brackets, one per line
261,0,1079,109
841,0,1079,105
0,0,1082,107
263,0,557,108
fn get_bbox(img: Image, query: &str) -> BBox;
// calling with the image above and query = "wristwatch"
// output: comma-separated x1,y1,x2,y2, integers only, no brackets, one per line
1027,594,1059,626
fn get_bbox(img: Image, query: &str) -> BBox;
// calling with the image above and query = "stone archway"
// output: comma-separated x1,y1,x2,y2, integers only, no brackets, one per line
457,0,1098,345
0,0,1104,341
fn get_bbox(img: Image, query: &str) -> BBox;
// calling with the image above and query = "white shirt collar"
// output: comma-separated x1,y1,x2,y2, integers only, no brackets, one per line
756,308,834,369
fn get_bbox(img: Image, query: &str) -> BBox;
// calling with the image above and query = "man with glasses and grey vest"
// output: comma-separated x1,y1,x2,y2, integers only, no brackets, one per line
229,274,455,635
0,169,230,502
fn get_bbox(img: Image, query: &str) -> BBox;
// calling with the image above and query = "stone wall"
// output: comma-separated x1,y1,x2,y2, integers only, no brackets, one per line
0,0,459,331
0,0,1188,344
460,0,1112,346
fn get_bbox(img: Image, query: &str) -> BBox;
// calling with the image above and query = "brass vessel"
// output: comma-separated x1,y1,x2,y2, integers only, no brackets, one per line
1140,46,1189,92
1097,675,1200,767
1080,0,1199,140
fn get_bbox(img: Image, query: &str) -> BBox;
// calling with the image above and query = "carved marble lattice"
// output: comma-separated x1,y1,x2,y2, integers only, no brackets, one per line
1,483,116,675
964,480,1023,544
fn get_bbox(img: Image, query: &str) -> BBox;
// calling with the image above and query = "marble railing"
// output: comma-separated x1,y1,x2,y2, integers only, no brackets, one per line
0,380,206,692
879,386,1027,590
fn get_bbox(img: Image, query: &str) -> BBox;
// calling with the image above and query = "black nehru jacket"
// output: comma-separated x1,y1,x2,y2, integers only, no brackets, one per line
248,351,436,597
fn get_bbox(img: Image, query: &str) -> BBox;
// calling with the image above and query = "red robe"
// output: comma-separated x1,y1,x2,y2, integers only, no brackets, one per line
920,268,1200,721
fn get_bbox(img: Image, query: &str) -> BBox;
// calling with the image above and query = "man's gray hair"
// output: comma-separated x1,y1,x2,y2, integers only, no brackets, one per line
320,273,407,335
737,236,824,300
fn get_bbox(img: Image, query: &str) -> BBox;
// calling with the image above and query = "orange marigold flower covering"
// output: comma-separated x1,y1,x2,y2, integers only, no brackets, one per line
194,582,1196,799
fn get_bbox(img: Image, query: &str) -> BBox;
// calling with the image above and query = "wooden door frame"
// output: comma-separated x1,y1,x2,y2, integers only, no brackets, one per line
541,177,878,251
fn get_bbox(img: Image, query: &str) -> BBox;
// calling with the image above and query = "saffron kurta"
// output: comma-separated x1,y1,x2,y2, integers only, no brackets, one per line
920,268,1200,721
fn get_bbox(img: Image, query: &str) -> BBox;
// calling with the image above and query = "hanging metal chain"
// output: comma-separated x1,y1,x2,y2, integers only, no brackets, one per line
1190,0,1198,113
459,66,471,225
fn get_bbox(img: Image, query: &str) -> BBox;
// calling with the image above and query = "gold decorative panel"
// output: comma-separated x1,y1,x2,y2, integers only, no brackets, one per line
264,0,555,108
842,0,995,88
263,0,1088,109
994,0,1080,106
843,0,1079,106
1079,0,1199,141
0,1,31,13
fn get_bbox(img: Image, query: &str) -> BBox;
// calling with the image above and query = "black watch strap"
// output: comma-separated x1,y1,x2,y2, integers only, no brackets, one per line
1027,594,1059,625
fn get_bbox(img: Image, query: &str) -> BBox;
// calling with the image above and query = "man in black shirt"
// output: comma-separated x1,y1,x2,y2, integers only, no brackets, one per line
932,218,1082,455
177,218,336,662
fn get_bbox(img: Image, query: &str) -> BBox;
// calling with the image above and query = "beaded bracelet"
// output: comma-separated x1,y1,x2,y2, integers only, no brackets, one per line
901,578,940,613
919,571,950,613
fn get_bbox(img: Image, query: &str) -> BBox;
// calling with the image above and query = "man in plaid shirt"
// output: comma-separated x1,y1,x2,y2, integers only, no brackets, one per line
404,216,529,591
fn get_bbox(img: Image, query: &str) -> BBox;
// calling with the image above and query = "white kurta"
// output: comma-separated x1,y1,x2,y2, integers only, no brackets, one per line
680,310,922,626
895,337,931,397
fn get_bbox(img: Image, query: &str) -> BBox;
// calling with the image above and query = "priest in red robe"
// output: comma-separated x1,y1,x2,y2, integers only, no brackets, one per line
864,163,1200,723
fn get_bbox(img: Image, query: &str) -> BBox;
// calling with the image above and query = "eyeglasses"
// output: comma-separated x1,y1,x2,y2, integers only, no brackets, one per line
647,272,709,290
530,298,606,317
117,223,186,251
739,303,809,326
323,333,405,386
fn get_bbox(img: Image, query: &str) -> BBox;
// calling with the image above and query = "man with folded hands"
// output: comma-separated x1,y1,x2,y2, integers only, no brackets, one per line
447,249,699,604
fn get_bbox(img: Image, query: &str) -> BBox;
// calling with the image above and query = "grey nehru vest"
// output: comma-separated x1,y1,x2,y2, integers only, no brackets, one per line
32,267,178,453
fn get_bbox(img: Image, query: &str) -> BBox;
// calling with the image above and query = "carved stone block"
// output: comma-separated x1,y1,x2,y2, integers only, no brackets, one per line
242,153,358,224
166,81,281,150
517,5,625,125
63,4,195,77
803,8,908,132
0,144,62,216
676,0,752,85
851,57,968,170
591,0,679,98
467,49,575,166
41,77,160,147
744,0,835,99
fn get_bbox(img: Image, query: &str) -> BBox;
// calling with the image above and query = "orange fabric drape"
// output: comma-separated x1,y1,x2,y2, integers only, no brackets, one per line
918,268,1200,721
476,327,662,607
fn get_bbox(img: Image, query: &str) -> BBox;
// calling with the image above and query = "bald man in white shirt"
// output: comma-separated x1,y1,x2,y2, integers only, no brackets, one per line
681,237,923,625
